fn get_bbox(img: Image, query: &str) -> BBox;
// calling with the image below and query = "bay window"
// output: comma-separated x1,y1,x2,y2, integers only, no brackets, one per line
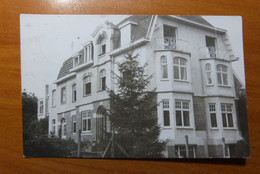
173,57,187,81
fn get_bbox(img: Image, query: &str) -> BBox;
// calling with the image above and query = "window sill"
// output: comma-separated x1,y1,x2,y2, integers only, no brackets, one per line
98,53,106,58
174,79,190,83
223,127,237,130
52,106,56,108
218,85,231,88
206,84,214,87
210,127,219,130
97,90,106,93
162,126,172,129
176,127,194,130
82,131,92,134
83,94,91,97
161,79,169,81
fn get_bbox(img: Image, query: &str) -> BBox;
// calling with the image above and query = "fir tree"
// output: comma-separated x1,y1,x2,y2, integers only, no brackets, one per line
109,53,165,158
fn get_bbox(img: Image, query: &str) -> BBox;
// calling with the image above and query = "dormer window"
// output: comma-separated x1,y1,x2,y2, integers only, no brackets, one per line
73,54,83,67
84,42,94,62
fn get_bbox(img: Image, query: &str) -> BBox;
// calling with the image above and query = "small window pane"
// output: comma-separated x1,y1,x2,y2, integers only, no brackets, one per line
162,65,168,79
163,111,170,126
221,105,226,112
181,67,187,80
73,122,76,133
217,73,222,84
227,113,234,127
176,111,182,126
182,102,189,109
222,113,227,127
223,74,228,85
175,101,181,109
209,104,216,112
173,58,179,64
207,72,212,84
85,83,91,95
180,58,186,65
88,119,91,130
163,100,169,108
210,113,217,127
174,66,179,79
102,77,106,90
183,111,190,126
83,120,87,131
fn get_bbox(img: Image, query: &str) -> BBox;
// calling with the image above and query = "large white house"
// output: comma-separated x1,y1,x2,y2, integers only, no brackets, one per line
38,15,244,158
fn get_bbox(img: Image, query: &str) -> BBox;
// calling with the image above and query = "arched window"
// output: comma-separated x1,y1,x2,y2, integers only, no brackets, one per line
205,63,213,85
216,64,228,85
100,69,106,91
83,75,91,96
72,84,77,102
98,35,106,55
173,57,187,80
160,56,168,79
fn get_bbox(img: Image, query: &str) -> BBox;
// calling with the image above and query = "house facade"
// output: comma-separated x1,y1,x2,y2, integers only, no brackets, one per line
38,15,244,158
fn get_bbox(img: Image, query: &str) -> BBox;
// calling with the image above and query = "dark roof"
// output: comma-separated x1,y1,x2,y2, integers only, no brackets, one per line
116,15,152,42
57,57,73,79
57,15,213,80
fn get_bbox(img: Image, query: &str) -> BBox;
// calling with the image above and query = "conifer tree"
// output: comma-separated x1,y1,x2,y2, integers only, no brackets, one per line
109,53,165,158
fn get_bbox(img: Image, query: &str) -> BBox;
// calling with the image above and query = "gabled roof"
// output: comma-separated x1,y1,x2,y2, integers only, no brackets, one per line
57,15,215,80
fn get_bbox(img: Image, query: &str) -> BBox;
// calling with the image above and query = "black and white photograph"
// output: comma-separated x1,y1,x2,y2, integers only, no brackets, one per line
21,15,250,158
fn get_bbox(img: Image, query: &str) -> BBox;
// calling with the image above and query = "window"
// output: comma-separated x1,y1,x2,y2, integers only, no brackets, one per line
175,100,190,127
100,69,106,91
84,43,94,62
98,36,106,55
206,36,216,58
209,104,217,128
52,90,56,107
72,84,77,102
173,57,187,81
205,63,213,85
216,64,228,85
161,56,168,79
61,87,66,104
52,119,55,134
74,56,79,67
82,111,91,132
163,25,177,49
162,100,170,126
39,100,43,115
83,75,91,96
72,115,76,134
175,145,196,158
221,104,234,128
61,118,66,138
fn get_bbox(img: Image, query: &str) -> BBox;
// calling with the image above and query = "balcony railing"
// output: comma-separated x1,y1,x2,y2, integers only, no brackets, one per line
199,47,229,59
155,37,189,53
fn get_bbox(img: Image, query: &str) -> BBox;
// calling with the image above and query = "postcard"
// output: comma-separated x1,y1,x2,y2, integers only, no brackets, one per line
21,15,249,158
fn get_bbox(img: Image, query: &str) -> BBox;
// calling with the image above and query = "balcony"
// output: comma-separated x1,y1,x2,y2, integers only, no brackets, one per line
199,47,229,59
155,37,189,53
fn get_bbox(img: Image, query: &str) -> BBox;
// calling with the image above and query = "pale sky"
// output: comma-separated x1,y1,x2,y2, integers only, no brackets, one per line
20,15,245,98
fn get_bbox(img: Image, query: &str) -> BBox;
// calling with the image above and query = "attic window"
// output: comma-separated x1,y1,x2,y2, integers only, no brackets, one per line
73,54,83,67
99,37,106,55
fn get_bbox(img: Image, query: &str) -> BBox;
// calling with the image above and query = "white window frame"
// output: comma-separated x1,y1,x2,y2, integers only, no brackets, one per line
52,119,56,134
216,64,229,86
83,75,91,96
162,99,170,127
175,145,196,158
175,100,191,128
82,111,91,132
39,99,43,115
100,69,106,91
205,63,213,85
160,56,168,80
72,115,76,134
72,84,77,103
98,36,106,56
61,87,66,104
221,104,234,128
209,103,218,128
173,57,188,81
52,89,56,107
